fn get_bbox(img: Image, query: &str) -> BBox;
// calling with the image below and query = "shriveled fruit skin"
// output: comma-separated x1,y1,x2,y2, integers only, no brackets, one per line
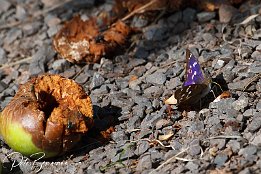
0,74,93,158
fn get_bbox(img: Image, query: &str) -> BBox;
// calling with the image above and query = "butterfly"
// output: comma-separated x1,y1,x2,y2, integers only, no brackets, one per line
175,49,212,106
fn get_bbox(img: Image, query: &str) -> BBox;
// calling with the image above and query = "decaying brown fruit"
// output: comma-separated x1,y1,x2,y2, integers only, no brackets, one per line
0,74,93,158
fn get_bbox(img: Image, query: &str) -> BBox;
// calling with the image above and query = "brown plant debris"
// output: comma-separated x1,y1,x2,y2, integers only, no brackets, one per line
53,15,131,63
1,74,93,154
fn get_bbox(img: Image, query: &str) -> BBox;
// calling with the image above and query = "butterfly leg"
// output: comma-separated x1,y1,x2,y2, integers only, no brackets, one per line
210,89,217,98
212,82,223,92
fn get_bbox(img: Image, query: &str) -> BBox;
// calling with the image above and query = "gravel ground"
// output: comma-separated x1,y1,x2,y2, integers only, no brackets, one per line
0,0,261,174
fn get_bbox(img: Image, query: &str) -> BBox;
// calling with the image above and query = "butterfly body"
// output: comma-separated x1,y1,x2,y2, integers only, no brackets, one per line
175,49,211,105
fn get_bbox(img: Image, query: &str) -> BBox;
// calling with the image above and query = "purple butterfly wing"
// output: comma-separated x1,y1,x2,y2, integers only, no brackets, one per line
183,50,205,86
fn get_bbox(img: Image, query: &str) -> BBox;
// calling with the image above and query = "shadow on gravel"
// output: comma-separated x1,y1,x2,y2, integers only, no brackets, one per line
65,105,122,157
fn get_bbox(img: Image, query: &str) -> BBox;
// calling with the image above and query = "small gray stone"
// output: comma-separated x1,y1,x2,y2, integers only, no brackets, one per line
75,72,89,84
223,59,235,71
240,45,252,58
249,62,261,74
143,86,163,98
187,111,197,119
202,33,216,41
44,15,61,27
219,4,239,23
22,22,42,36
143,25,168,41
256,100,261,111
66,165,77,174
214,154,228,166
251,133,261,146
213,59,225,69
185,161,199,171
47,26,60,37
164,151,179,163
41,0,60,7
127,116,141,130
133,95,151,107
111,130,128,142
0,97,13,110
134,46,149,59
0,0,11,13
136,154,152,171
165,77,182,90
228,78,252,91
132,105,145,118
243,39,261,48
150,149,164,163
0,47,7,64
155,119,172,129
146,72,166,85
256,44,261,51
167,11,182,24
4,28,22,44
247,112,261,132
189,139,201,156
238,145,257,158
134,141,150,155
52,59,70,71
222,70,235,83
138,128,152,139
227,140,241,153
16,5,27,20
140,112,162,129
188,121,204,133
232,95,249,111
197,11,216,22
199,51,220,63
199,108,211,118
182,8,196,23
129,58,146,68
239,168,251,174
243,109,257,117
0,81,7,93
29,45,55,75
90,72,105,89
132,15,148,28
115,79,128,89
257,81,261,92
152,98,160,109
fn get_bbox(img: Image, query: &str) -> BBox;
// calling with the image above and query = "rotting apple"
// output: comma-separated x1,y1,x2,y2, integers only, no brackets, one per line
0,74,93,159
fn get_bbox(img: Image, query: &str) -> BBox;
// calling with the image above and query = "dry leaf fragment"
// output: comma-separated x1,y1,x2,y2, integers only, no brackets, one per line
165,94,177,105
158,131,174,141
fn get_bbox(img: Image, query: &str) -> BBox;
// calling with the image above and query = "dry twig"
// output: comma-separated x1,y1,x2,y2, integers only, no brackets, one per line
0,57,32,70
